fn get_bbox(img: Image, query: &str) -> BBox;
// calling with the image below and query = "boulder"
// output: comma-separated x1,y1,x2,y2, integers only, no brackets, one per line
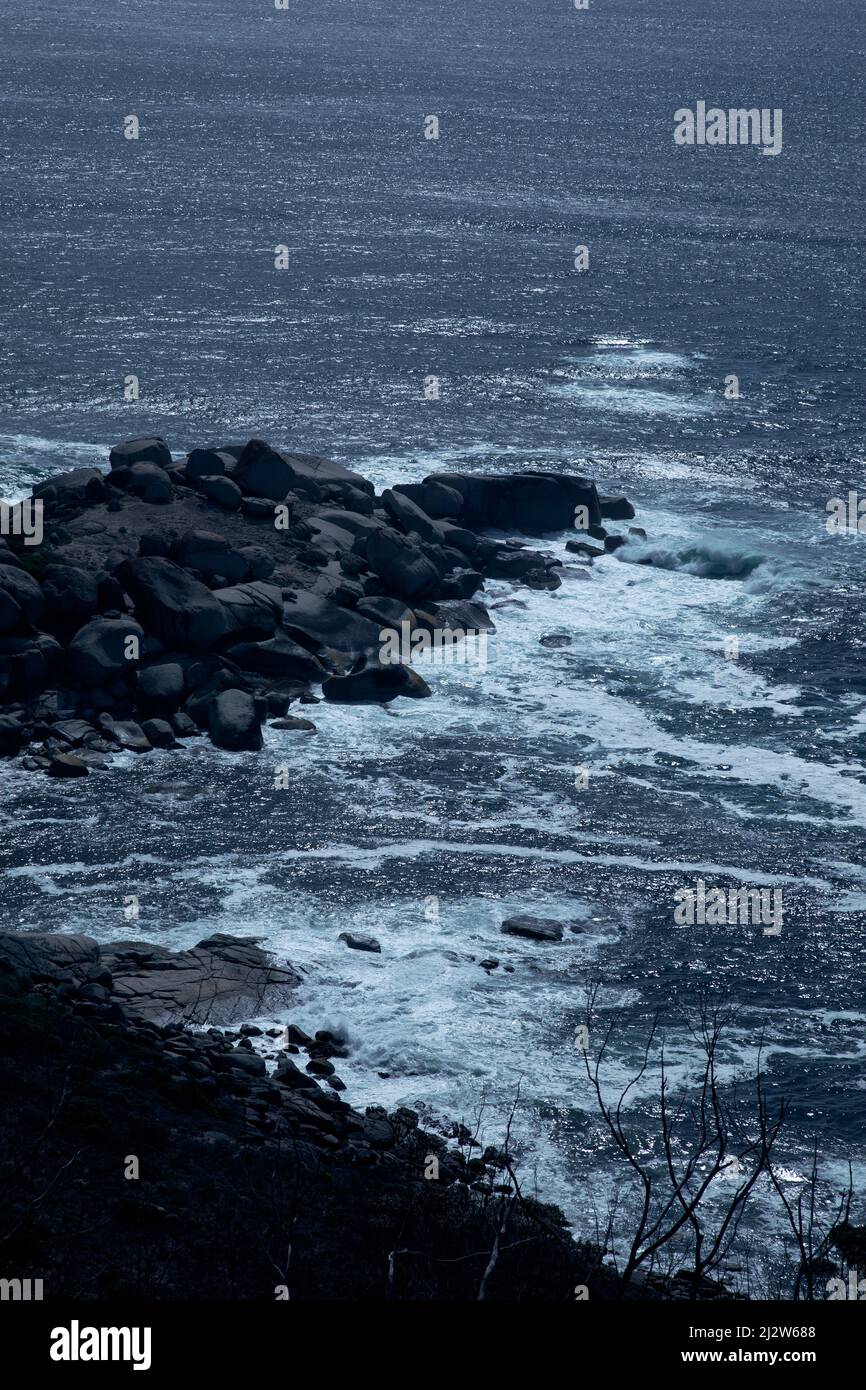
170,530,249,582
276,1056,323,1091
215,581,283,638
170,711,199,738
47,751,89,777
437,520,478,557
0,587,22,635
109,436,172,471
185,448,233,481
234,439,373,502
439,568,483,600
118,557,233,650
270,715,317,732
48,719,96,747
428,599,495,633
67,616,144,686
227,632,325,682
198,475,243,511
423,471,602,536
140,718,179,748
356,596,416,629
500,916,564,942
242,496,279,520
364,527,441,599
381,488,447,546
0,714,25,756
0,634,61,693
281,591,382,657
0,567,45,625
128,462,173,504
237,546,274,580
207,688,263,751
33,466,107,506
137,662,185,711
232,440,296,501
599,495,636,521
392,480,464,518
338,932,381,953
0,931,103,986
41,565,100,630
105,719,152,753
322,663,431,703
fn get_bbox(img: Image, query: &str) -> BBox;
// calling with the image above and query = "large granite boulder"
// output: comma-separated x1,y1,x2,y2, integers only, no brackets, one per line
226,631,326,682
381,488,447,546
41,564,100,630
281,591,382,657
364,527,441,599
128,462,173,504
392,480,464,518
234,439,373,502
117,557,233,650
33,466,107,506
171,530,250,582
0,567,45,626
67,616,144,686
322,662,431,703
207,687,263,751
109,436,172,471
422,471,603,536
214,581,283,638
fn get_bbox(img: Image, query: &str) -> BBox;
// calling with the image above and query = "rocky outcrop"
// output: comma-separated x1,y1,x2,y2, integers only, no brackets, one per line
0,432,639,771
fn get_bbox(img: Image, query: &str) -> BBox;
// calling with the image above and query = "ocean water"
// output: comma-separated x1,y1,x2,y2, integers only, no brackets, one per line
1,0,865,1288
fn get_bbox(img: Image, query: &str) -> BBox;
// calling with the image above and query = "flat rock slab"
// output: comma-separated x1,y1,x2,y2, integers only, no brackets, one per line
500,915,565,942
0,930,300,1026
102,933,300,1024
0,932,103,984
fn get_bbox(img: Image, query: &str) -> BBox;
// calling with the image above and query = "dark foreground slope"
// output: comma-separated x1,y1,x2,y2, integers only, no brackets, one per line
0,931,619,1302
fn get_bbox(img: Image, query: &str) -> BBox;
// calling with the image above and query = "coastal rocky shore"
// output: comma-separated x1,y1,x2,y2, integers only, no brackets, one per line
0,927,624,1300
0,435,637,771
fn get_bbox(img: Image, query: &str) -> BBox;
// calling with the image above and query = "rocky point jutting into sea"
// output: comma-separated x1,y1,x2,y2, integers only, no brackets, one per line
0,433,636,768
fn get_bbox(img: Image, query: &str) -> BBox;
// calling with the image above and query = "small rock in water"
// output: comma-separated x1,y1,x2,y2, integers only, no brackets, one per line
539,632,573,648
339,931,381,954
500,915,564,943
47,751,89,778
270,716,317,732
